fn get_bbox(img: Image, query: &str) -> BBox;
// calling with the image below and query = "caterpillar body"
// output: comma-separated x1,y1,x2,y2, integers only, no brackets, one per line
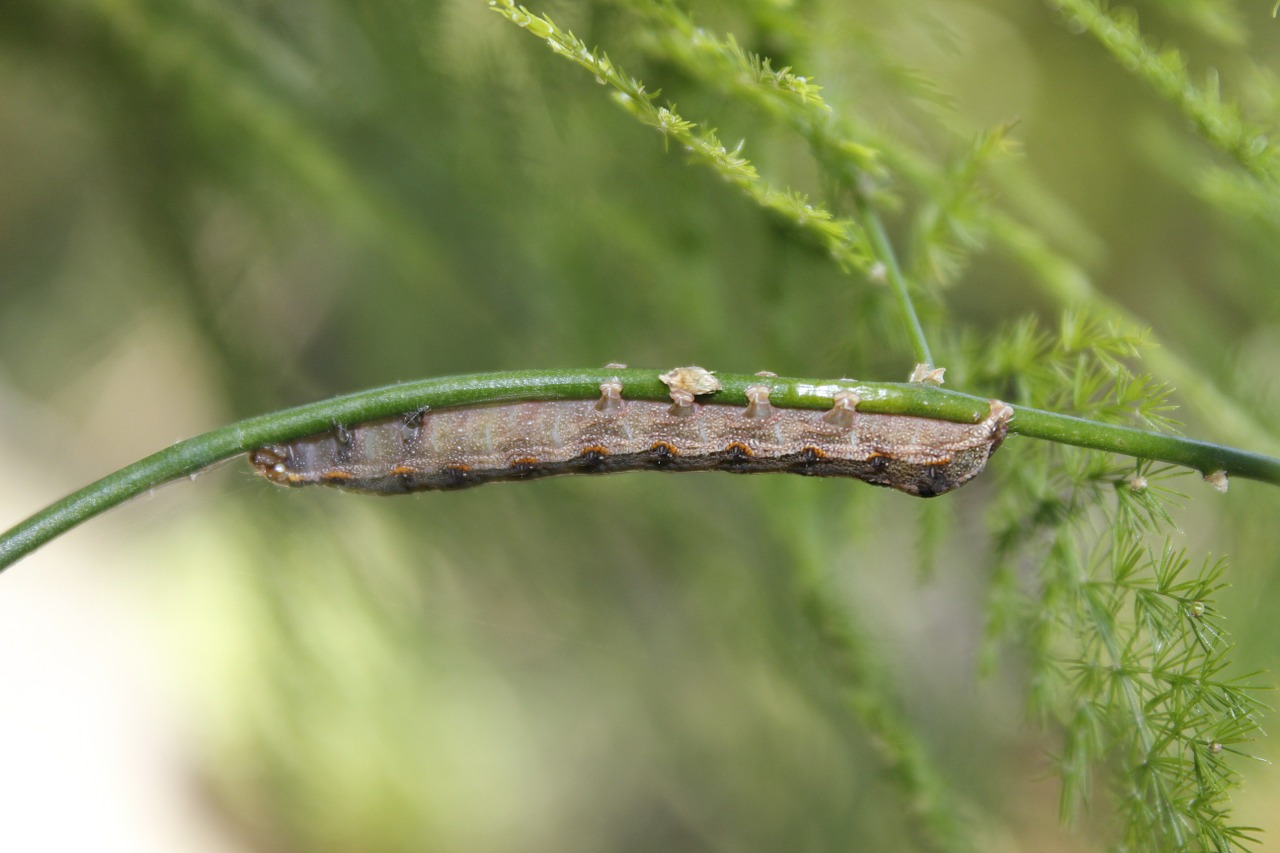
250,369,1013,499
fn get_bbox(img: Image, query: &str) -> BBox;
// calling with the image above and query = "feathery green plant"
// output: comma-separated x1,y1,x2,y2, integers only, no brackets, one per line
3,0,1280,851
979,314,1267,850
1046,0,1279,182
483,1,1273,848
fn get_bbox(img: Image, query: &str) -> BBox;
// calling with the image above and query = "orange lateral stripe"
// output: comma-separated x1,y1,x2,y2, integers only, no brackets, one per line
650,441,679,455
389,465,418,476
725,441,753,456
580,445,611,456
321,470,355,481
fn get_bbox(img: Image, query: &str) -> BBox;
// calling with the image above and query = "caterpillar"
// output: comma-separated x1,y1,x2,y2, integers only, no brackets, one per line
249,368,1013,498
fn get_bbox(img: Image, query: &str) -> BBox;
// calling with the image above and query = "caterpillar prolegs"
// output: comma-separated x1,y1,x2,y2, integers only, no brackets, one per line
250,368,1013,498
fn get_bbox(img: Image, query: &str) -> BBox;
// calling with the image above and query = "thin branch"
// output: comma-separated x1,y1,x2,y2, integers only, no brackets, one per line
859,203,934,367
490,1,868,271
1046,0,1280,182
4,367,1278,573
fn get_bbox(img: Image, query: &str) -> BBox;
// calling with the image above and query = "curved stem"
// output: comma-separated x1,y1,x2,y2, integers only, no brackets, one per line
4,367,1278,573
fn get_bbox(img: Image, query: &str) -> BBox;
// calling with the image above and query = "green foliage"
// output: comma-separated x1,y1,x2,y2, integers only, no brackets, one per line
908,122,1018,289
4,0,1280,851
491,0,870,271
978,313,1265,849
489,2,1271,849
1047,0,1279,182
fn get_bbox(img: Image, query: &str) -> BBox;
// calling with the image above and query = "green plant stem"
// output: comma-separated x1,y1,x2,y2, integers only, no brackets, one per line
988,212,1280,455
860,205,934,367
4,367,1279,573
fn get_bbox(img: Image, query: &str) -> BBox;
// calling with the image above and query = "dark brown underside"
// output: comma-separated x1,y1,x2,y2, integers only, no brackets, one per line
256,444,976,498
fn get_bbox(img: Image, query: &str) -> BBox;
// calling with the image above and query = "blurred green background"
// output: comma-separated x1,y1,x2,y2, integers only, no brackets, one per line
2,0,1279,850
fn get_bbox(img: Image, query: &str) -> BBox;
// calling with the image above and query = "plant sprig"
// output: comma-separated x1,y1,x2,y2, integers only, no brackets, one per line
610,0,941,365
1047,0,1280,182
977,310,1268,849
490,1,869,272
